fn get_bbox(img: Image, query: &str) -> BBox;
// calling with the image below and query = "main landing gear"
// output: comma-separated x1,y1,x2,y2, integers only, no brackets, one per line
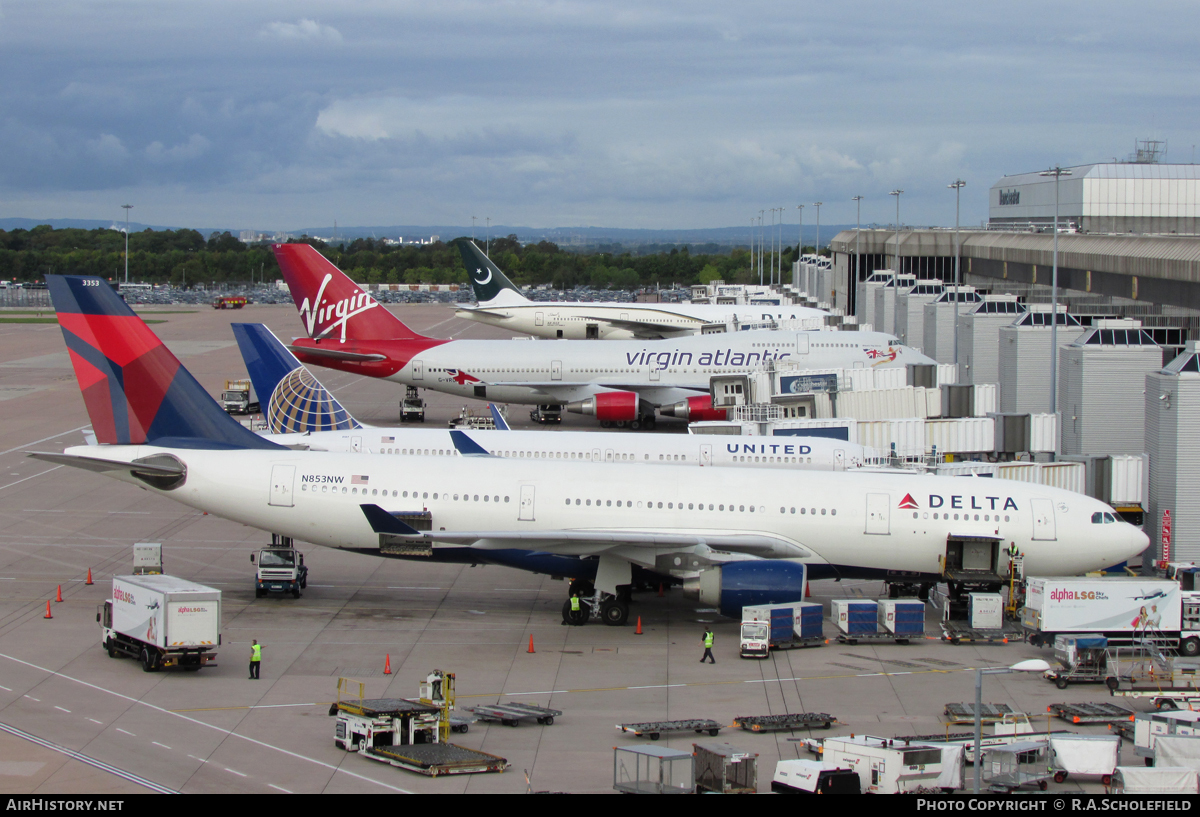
561,580,631,626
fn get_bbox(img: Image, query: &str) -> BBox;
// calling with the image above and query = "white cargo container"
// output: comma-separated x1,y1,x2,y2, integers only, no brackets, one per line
820,736,963,793
1111,766,1199,794
1133,711,1200,762
969,593,1004,629
1022,577,1200,652
132,542,162,574
99,574,221,672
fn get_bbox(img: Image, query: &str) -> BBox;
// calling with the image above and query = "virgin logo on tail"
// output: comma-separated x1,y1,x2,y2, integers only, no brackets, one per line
297,273,380,342
898,493,919,509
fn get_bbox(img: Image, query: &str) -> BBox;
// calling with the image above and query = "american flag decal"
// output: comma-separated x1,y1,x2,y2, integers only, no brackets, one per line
381,436,395,443
352,475,369,485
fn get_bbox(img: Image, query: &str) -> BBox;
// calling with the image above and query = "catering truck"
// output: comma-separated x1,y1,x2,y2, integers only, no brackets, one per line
98,575,221,672
1022,577,1200,655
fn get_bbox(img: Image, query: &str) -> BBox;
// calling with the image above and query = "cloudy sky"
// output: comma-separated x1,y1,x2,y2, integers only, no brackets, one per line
1,1,1196,232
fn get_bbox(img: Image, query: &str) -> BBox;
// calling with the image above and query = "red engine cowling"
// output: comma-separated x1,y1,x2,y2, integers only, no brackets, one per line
565,391,639,422
659,395,727,422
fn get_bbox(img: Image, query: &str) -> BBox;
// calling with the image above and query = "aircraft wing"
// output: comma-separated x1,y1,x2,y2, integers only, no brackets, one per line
360,505,808,559
286,345,388,362
576,315,693,340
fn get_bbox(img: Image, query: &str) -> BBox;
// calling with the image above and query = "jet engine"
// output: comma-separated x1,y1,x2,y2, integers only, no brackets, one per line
566,391,639,423
682,561,808,619
659,395,727,422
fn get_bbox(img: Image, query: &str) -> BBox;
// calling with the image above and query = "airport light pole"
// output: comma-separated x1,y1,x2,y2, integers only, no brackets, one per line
485,217,491,257
852,196,863,314
813,202,822,255
1040,167,1072,422
769,208,776,286
758,210,765,285
750,216,756,279
122,204,133,284
472,216,477,244
795,204,804,287
972,660,1051,793
890,189,903,274
948,180,966,364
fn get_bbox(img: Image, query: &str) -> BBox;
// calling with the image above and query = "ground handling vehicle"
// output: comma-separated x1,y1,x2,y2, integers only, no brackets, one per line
400,386,425,423
529,404,562,424
251,538,307,598
1132,710,1200,764
98,574,220,672
213,295,249,309
1104,644,1200,707
221,379,259,415
739,602,823,658
1048,735,1119,785
1044,633,1110,689
771,759,860,794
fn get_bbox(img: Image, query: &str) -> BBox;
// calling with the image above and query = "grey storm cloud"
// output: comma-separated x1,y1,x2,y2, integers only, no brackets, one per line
0,0,1197,230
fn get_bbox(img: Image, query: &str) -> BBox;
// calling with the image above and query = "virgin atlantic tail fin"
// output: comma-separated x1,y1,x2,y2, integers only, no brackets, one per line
272,243,425,342
231,323,361,433
46,276,280,450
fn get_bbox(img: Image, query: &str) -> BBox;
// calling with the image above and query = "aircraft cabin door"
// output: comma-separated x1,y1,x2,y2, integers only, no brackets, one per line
412,360,424,381
535,312,544,327
551,360,562,381
865,492,890,534
351,436,362,453
518,485,535,521
269,464,296,508
700,444,712,467
796,334,810,356
1031,498,1057,541
650,366,660,381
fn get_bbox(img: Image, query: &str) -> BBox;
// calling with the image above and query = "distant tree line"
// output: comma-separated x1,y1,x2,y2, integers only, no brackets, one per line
0,225,819,290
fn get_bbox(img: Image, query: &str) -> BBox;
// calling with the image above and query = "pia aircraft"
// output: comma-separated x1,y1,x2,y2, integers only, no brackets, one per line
232,321,880,470
453,240,827,340
273,243,935,429
35,275,1146,625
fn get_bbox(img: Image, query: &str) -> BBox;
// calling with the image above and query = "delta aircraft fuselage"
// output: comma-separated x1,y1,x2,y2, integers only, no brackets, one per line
72,443,1146,582
292,328,929,407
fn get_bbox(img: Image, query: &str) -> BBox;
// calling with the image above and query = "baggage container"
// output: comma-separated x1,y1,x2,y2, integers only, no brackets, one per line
969,593,1003,630
832,600,878,635
879,600,926,636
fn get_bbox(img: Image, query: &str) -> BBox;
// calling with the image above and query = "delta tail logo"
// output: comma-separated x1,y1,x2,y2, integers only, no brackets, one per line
898,493,919,509
297,273,381,342
866,346,899,367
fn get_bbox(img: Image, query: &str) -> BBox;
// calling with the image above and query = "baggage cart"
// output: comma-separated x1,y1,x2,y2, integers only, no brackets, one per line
944,702,1019,725
1048,735,1119,785
940,619,1020,645
465,701,561,727
618,719,723,741
981,740,1052,793
1046,702,1133,725
613,745,694,794
693,742,757,794
732,713,836,733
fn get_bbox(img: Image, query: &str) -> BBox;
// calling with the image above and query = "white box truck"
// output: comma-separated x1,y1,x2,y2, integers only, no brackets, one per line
820,736,963,793
98,574,220,672
1022,577,1200,655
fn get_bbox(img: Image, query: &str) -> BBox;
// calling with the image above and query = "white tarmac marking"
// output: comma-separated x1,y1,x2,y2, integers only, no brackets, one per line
225,767,247,777
54,705,70,712
0,425,91,457
87,718,102,724
116,728,135,736
187,755,207,763
24,696,39,701
152,741,171,750
0,651,413,793
0,466,62,492
269,784,292,793
0,685,9,690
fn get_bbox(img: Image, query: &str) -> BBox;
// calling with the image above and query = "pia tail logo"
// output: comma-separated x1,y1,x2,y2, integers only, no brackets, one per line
866,346,899,367
898,493,919,509
298,273,380,342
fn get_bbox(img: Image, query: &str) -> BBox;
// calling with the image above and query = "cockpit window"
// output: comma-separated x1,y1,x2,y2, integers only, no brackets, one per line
1104,512,1117,523
1093,512,1117,524
1092,512,1103,524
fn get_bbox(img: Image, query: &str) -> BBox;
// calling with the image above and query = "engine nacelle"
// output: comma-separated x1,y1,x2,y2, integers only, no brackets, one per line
565,391,638,422
659,395,727,422
682,561,808,619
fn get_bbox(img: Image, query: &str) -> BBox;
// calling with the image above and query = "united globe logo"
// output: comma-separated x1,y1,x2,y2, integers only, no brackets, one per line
267,368,357,433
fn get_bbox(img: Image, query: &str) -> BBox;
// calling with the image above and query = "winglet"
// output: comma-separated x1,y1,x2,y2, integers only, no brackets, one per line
449,429,492,457
360,504,422,535
488,404,510,431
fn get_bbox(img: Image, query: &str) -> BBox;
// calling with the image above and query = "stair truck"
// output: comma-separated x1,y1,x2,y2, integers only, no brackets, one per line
98,574,221,672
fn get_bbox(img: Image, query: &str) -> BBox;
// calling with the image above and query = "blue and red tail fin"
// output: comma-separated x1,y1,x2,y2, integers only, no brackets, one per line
231,323,361,433
47,276,281,450
272,243,426,342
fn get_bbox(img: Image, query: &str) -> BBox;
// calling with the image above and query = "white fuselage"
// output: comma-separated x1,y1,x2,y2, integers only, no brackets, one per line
456,296,828,340
388,329,926,406
76,444,1147,580
263,427,880,470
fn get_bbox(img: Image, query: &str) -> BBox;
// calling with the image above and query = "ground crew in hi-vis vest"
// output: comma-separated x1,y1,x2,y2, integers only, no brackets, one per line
700,629,715,663
249,639,261,679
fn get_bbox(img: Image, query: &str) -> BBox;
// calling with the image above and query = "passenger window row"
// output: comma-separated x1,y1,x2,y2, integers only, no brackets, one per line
300,483,510,504
911,511,1011,523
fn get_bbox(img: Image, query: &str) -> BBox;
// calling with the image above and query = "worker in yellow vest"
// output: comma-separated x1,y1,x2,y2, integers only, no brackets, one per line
700,629,715,664
249,639,262,679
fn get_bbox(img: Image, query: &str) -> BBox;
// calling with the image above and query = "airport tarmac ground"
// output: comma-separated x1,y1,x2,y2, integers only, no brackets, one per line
0,303,1136,793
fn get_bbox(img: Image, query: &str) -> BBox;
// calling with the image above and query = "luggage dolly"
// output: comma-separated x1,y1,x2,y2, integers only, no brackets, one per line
617,719,723,741
465,702,562,727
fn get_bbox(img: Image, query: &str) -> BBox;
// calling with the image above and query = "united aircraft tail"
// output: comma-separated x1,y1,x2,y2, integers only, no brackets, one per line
46,276,279,450
456,239,527,305
231,323,361,434
272,243,425,342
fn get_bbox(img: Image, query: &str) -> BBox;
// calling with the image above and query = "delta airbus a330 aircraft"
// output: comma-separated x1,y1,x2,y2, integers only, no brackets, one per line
35,275,1146,626
231,321,880,469
273,243,935,429
453,240,827,340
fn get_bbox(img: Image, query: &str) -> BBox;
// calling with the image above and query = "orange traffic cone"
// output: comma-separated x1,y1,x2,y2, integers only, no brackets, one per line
55,585,63,603
383,654,392,674
657,583,664,598
43,600,52,619
635,617,643,635
85,568,93,586
527,635,536,654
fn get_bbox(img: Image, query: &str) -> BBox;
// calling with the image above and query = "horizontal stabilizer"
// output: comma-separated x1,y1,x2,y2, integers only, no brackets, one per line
488,404,510,431
449,430,491,457
286,345,388,362
28,451,184,477
360,504,422,536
